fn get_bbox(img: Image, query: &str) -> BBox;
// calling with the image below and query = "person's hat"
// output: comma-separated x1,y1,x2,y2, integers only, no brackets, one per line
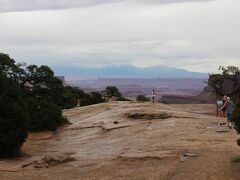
227,97,230,100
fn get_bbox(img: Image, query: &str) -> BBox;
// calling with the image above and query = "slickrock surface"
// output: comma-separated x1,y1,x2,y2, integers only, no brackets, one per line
0,102,239,180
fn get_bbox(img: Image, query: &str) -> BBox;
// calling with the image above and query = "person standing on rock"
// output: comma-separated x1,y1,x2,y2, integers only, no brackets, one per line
152,89,156,103
221,97,236,129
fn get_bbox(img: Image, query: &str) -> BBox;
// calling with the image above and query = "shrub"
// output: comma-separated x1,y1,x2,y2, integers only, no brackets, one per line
80,93,94,106
0,76,29,157
136,95,150,102
26,98,66,132
62,91,78,109
60,86,86,109
90,91,105,104
116,97,132,101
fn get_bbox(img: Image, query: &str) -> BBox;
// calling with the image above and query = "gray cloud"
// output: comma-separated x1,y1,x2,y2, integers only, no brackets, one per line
0,0,215,13
0,0,239,73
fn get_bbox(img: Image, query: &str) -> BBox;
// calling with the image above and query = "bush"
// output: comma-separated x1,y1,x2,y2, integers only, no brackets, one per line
136,95,150,102
116,97,132,101
90,92,105,104
80,92,105,106
26,98,66,132
0,76,29,157
80,93,94,106
62,91,78,109
102,86,122,98
60,86,86,109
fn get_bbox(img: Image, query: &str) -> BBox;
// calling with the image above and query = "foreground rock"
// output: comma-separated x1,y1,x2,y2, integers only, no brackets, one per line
0,102,239,180
21,155,75,169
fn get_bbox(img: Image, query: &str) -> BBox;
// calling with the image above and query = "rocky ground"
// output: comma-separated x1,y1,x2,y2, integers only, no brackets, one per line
0,102,240,180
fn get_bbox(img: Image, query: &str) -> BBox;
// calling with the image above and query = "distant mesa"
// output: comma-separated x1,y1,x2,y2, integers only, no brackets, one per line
53,65,208,79
54,66,212,104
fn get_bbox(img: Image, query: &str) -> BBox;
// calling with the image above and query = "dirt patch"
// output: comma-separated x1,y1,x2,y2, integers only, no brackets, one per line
126,112,172,120
22,155,75,169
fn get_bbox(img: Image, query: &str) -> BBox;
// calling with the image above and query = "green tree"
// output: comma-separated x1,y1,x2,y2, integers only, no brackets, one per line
209,66,240,96
0,53,20,81
61,86,85,109
62,91,78,109
0,53,29,157
22,65,64,105
25,98,66,132
80,92,94,106
1,53,68,134
90,91,105,104
102,86,122,98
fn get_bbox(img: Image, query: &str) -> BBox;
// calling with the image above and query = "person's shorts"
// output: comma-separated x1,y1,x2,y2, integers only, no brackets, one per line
222,107,226,112
227,112,233,122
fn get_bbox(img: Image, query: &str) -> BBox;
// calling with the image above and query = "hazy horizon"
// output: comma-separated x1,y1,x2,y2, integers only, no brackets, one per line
1,0,240,73
52,64,208,80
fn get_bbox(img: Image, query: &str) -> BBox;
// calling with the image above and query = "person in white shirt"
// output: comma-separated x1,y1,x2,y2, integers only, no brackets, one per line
152,89,156,103
221,97,236,129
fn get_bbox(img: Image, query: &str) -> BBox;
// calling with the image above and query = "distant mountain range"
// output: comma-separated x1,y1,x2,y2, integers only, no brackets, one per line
53,65,208,78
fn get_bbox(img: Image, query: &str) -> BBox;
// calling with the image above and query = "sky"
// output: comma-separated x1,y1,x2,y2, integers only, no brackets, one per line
0,0,240,73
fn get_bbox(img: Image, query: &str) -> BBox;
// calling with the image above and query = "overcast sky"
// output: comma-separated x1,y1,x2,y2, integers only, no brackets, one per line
0,0,240,73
